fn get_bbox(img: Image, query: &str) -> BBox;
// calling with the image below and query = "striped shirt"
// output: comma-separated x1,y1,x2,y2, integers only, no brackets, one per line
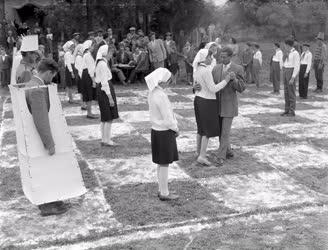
314,43,327,62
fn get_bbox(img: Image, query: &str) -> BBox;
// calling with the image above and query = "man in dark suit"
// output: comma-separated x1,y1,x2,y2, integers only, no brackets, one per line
0,47,12,87
213,47,246,165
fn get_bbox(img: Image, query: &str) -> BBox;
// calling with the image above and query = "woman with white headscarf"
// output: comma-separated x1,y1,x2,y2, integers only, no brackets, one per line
63,40,76,103
145,67,179,201
81,40,98,119
192,42,217,73
73,44,85,108
95,44,118,146
193,49,231,166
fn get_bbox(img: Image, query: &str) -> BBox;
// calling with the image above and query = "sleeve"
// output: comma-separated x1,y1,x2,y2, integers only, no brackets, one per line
155,93,178,132
292,52,300,78
278,50,283,69
85,53,95,79
147,45,153,62
203,69,227,93
28,89,55,150
306,53,312,74
231,67,246,93
64,52,73,72
259,52,263,66
160,40,167,60
98,62,111,95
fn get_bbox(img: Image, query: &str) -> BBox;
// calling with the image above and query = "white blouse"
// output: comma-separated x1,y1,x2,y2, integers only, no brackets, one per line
64,51,74,72
300,51,312,74
74,55,84,78
253,50,262,66
95,60,112,95
148,87,178,132
193,64,228,100
272,49,283,69
83,52,96,78
283,48,300,78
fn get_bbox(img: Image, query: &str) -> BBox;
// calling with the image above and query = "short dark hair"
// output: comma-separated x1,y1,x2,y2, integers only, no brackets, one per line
149,31,155,36
285,39,294,47
37,58,59,73
231,37,237,44
274,43,280,48
254,44,260,49
221,46,233,57
246,42,252,46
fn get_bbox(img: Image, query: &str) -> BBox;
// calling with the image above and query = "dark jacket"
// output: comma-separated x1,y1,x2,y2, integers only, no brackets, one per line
116,51,133,64
0,55,12,70
212,62,246,117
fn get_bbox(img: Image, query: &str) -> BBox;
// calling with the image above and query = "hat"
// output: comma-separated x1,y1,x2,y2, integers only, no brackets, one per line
145,68,171,92
20,35,39,52
97,29,103,33
129,27,136,31
316,32,324,40
88,31,95,36
73,32,80,37
166,32,172,36
303,43,310,47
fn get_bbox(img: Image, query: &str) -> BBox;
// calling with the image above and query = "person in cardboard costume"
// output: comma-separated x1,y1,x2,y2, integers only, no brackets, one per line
10,58,87,216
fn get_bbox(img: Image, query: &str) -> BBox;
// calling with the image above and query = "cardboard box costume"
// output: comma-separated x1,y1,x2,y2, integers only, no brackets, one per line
9,84,87,205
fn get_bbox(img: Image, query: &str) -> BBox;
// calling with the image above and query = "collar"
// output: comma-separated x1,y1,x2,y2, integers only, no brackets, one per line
34,75,45,85
223,62,231,68
290,48,295,53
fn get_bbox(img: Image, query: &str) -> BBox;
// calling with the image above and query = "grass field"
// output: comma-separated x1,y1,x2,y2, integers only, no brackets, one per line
0,42,328,249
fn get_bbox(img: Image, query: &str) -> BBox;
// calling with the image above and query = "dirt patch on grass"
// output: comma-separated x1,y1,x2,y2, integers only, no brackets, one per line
104,180,235,226
245,112,315,127
77,159,99,190
0,167,23,201
230,126,293,146
75,133,151,160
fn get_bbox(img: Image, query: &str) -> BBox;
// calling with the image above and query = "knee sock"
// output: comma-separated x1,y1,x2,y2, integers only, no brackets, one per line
158,166,169,196
107,122,112,142
100,123,105,143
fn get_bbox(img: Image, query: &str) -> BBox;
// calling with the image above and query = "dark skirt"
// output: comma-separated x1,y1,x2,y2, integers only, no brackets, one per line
194,96,220,138
81,69,96,102
151,129,178,165
65,66,74,87
96,81,119,122
73,67,83,94
185,61,193,74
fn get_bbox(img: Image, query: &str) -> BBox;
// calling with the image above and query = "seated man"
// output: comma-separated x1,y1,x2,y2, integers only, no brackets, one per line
109,47,128,85
127,46,150,84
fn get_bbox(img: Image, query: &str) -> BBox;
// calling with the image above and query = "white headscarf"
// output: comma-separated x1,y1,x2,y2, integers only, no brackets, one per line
63,40,74,52
205,42,216,50
96,45,109,62
192,49,209,72
145,68,172,92
82,40,93,53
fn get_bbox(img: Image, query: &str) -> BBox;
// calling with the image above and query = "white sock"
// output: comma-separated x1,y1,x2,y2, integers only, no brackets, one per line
107,122,112,143
157,166,160,193
100,123,105,143
159,166,169,196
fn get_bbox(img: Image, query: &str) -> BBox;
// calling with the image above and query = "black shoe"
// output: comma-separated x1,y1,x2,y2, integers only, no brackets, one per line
39,203,68,217
226,151,234,159
286,111,295,117
158,193,179,201
86,114,99,119
81,106,87,110
280,111,289,116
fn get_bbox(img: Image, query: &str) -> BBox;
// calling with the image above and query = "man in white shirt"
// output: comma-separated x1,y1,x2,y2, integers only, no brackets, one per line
281,39,300,117
271,43,283,94
252,43,262,88
299,43,312,99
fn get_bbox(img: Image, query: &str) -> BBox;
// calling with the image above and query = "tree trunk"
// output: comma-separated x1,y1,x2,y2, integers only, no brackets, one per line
86,0,92,31
0,0,5,47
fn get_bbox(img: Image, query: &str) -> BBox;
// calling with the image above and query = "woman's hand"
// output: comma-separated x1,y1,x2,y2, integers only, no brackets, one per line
107,94,115,107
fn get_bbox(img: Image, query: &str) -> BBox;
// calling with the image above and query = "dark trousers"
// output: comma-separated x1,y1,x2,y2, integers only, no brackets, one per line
218,116,233,159
252,59,261,87
313,60,324,90
244,63,252,84
283,67,296,113
128,69,146,83
272,61,281,92
0,68,11,87
299,64,310,98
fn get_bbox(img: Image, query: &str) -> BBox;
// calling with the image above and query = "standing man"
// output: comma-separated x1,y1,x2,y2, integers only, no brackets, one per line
299,43,312,99
281,39,300,117
0,47,12,88
213,47,246,166
148,32,167,69
252,43,262,88
241,42,253,84
313,32,327,93
271,43,283,94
